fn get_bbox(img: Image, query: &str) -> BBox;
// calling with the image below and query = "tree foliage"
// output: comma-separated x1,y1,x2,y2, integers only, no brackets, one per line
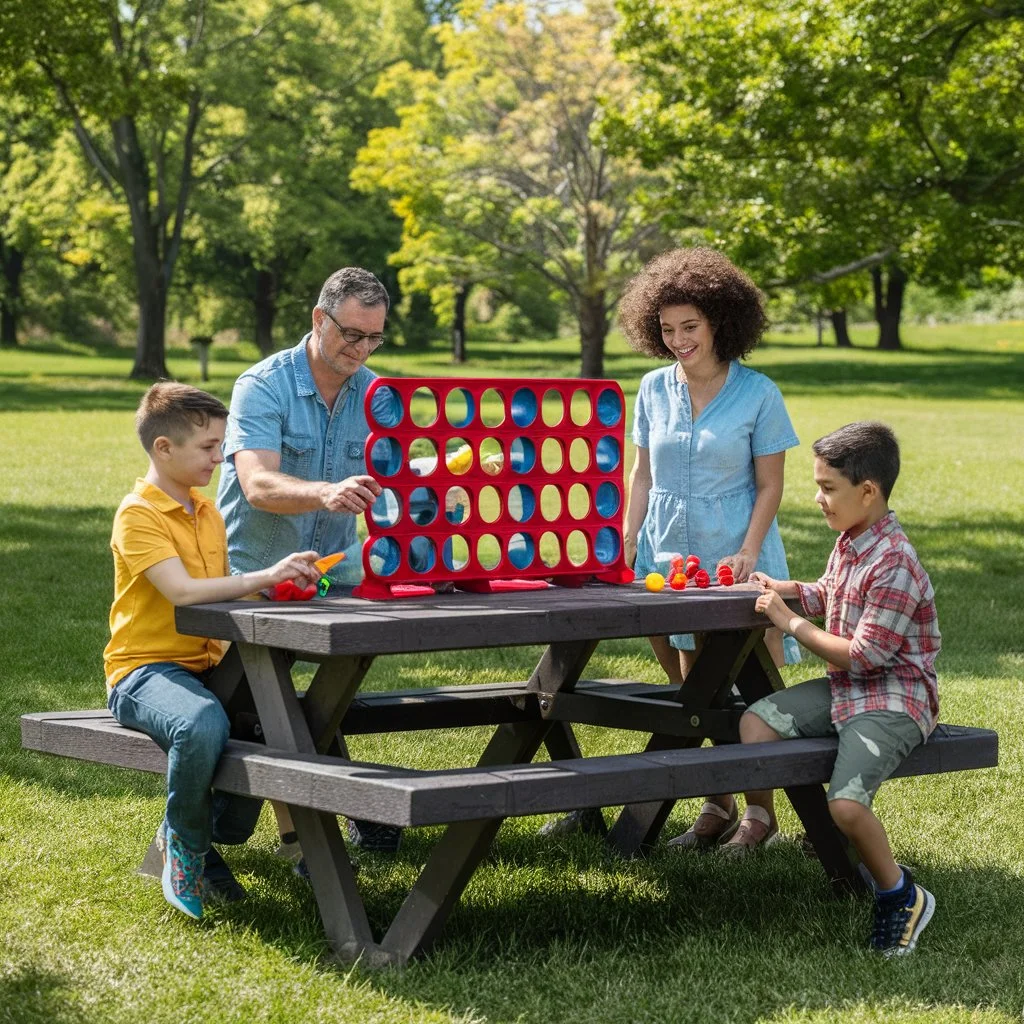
608,0,1024,346
355,0,670,376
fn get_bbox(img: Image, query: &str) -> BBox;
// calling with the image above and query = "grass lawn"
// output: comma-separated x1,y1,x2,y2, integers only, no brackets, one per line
0,324,1022,1023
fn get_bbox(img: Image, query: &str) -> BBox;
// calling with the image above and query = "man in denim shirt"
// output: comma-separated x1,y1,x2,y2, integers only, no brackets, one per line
217,266,399,853
217,267,386,587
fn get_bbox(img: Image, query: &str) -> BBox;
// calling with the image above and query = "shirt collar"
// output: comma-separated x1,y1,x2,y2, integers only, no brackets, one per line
291,334,318,397
133,478,214,515
842,509,898,558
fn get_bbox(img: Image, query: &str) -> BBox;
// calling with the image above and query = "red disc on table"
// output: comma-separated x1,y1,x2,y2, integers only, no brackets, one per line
693,569,711,589
669,572,687,590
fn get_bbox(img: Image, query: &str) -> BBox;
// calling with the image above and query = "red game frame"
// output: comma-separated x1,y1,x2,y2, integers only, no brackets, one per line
352,377,635,600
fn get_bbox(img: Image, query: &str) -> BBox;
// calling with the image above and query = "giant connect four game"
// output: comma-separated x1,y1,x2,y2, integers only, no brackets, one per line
352,377,634,599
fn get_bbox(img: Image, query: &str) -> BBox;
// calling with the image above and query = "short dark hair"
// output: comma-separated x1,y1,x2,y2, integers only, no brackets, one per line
317,267,389,315
618,247,768,361
812,421,901,499
136,381,228,453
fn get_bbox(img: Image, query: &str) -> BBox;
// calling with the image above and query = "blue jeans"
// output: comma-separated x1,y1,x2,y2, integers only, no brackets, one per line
108,662,263,854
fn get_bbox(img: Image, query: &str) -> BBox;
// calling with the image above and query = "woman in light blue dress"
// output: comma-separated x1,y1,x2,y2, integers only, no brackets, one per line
619,247,799,854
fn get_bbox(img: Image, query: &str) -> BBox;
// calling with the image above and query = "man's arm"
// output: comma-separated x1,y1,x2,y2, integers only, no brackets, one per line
233,449,381,515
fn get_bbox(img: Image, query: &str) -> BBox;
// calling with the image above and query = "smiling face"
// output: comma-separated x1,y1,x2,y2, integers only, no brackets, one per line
813,456,881,537
659,304,723,375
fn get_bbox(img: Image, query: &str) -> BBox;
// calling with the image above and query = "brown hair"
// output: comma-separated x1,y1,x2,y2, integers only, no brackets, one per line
812,421,901,500
135,381,228,453
618,247,768,361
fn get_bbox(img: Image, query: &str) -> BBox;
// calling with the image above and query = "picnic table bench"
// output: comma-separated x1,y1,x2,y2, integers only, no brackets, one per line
21,582,997,966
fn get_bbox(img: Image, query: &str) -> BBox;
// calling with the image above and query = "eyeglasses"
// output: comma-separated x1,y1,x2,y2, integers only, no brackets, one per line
320,308,386,353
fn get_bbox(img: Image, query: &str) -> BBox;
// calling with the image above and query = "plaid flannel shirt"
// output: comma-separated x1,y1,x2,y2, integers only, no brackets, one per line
796,511,940,740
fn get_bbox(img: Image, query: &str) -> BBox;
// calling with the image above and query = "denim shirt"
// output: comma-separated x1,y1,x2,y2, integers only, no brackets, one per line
217,335,376,584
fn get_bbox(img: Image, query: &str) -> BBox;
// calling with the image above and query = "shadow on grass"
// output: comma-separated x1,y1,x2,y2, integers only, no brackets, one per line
211,829,1024,1023
0,965,96,1024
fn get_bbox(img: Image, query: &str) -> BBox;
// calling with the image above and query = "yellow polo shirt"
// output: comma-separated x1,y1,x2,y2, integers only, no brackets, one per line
103,479,229,688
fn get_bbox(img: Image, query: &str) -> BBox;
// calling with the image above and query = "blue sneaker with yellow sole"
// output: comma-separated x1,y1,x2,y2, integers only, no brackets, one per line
871,870,935,957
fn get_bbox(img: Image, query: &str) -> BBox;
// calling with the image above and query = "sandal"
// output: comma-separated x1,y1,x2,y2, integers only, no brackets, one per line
718,805,779,858
667,800,739,851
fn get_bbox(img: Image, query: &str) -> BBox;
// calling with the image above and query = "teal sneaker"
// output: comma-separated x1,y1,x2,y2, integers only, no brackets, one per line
159,824,205,920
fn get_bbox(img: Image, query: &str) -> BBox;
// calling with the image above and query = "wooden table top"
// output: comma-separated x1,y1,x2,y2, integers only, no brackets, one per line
176,581,785,657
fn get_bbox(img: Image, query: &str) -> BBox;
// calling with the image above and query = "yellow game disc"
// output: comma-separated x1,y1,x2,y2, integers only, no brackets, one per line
645,572,665,592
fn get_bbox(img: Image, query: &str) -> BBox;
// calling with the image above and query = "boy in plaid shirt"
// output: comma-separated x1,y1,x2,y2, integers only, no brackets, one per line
741,421,940,956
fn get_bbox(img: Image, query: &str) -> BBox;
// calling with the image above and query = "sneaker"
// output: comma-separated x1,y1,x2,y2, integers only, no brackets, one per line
346,818,402,853
160,825,205,920
871,871,935,957
201,846,247,903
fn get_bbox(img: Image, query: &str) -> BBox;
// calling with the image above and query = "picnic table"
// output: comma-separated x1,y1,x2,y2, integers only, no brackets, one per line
21,580,998,966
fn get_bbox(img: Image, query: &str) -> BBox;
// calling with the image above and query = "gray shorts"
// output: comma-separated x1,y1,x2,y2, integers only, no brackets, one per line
746,677,924,807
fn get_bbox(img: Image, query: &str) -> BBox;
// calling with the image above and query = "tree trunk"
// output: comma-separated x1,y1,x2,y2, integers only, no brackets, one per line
0,240,24,347
577,291,607,378
254,269,277,356
871,265,906,351
132,269,169,378
451,282,468,363
830,308,853,347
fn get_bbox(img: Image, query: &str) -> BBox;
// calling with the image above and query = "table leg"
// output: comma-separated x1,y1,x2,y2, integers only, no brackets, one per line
377,639,599,963
607,630,764,856
235,642,381,961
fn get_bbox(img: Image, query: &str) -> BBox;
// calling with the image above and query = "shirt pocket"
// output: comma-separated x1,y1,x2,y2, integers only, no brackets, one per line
281,434,316,479
344,440,366,474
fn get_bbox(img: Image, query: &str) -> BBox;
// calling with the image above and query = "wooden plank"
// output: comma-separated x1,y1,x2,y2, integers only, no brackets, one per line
175,584,799,657
19,711,999,827
538,690,742,739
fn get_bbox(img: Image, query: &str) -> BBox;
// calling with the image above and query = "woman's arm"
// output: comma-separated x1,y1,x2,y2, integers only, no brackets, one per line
623,446,652,569
720,450,786,582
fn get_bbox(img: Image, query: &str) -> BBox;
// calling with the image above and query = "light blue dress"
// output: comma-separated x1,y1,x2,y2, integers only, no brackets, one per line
633,361,801,660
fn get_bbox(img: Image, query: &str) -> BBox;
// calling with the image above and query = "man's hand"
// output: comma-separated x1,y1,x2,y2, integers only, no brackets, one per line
754,589,796,631
718,548,757,582
320,475,382,514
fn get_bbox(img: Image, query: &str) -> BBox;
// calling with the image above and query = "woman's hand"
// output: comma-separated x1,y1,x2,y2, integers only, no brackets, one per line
718,548,757,582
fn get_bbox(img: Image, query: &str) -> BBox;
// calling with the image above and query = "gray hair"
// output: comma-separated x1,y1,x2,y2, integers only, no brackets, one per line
317,267,390,315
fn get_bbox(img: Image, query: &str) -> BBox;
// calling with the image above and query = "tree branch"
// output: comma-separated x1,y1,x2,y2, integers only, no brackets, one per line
764,248,895,289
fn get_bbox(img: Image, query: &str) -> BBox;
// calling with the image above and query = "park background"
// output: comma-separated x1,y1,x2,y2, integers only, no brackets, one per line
0,1,1022,1022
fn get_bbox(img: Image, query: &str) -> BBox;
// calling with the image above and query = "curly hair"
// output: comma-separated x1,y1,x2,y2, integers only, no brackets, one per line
618,248,768,361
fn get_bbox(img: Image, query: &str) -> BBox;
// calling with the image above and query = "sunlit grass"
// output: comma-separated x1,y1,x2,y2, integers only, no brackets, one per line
1,325,1022,1023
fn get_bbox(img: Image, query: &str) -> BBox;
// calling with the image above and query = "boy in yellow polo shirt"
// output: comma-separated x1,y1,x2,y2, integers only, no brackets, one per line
104,382,321,920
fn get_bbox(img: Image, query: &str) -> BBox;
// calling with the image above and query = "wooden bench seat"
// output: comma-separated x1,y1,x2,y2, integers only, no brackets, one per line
21,710,997,829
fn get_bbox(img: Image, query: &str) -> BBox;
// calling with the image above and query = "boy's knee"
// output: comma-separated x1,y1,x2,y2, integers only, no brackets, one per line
828,797,867,832
176,700,230,758
740,709,780,743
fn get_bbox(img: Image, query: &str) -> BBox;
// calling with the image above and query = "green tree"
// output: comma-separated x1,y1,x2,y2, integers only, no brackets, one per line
608,0,1024,348
180,0,429,356
354,0,669,377
2,0,350,377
